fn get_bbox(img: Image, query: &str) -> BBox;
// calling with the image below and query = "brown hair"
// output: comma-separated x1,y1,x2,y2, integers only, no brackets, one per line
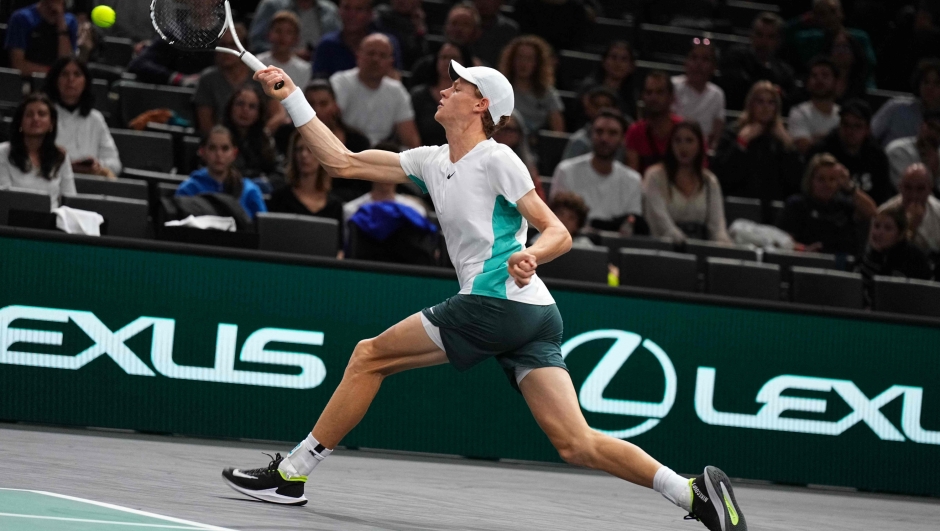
285,131,330,191
469,84,510,138
801,152,840,195
498,35,556,97
549,191,589,230
876,204,911,241
270,10,301,35
200,125,244,198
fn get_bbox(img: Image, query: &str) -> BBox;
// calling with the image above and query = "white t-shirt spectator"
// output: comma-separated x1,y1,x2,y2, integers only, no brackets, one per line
671,75,725,137
787,101,840,142
257,51,312,91
330,68,415,146
884,136,940,188
550,154,643,223
0,142,76,208
55,105,122,176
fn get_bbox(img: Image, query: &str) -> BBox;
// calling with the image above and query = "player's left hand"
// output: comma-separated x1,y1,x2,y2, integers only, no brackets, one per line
508,251,538,288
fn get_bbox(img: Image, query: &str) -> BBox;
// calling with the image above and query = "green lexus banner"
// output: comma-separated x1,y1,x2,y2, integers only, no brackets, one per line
1,234,938,497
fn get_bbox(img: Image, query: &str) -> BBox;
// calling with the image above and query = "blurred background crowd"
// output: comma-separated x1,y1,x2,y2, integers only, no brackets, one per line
3,0,940,311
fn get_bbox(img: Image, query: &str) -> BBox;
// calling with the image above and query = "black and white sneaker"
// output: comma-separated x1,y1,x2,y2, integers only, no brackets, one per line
222,453,307,506
684,466,747,531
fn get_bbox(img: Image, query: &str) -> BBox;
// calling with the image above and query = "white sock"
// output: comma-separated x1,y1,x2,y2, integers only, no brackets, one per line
653,466,692,512
280,433,332,477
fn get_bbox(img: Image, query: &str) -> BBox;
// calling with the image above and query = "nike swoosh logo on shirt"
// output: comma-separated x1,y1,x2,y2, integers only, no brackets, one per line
447,172,455,179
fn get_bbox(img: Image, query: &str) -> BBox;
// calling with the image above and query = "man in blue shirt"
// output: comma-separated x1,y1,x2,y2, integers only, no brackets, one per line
311,0,402,78
5,0,78,75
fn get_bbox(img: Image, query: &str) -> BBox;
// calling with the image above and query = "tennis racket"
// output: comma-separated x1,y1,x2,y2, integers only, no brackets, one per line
151,0,283,90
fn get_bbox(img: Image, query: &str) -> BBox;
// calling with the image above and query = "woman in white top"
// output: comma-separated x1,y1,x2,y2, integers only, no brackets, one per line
44,57,122,179
643,121,731,244
0,93,77,208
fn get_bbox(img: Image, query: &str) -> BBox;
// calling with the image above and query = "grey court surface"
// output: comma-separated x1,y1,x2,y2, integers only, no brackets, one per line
0,424,936,531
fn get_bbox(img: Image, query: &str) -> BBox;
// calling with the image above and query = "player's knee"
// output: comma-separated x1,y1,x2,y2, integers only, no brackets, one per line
554,432,597,468
345,339,379,376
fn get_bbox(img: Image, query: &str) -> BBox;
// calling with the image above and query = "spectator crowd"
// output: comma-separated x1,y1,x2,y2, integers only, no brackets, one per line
3,0,940,306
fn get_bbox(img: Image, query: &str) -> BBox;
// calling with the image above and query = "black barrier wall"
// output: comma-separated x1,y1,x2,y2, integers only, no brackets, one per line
0,229,938,496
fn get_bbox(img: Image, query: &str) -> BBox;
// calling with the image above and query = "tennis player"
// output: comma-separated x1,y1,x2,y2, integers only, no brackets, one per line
223,62,746,531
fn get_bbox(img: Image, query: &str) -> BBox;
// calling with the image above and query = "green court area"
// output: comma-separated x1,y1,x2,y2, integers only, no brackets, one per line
0,488,233,531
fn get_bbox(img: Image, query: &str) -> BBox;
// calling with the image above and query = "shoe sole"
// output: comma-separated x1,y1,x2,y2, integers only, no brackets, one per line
222,474,308,506
703,466,746,531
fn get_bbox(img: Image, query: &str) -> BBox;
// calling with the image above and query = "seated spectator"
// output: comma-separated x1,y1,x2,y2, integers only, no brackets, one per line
885,111,940,189
551,109,642,234
857,205,933,306
194,24,277,134
880,163,940,259
373,0,426,70
128,39,214,87
807,99,894,204
788,57,841,154
499,35,564,134
777,153,877,255
301,80,372,201
720,12,797,111
330,34,420,147
785,0,876,89
443,2,482,58
257,11,313,91
176,126,267,220
672,39,725,150
562,86,624,162
625,71,682,175
472,0,518,67
877,3,940,92
5,0,77,75
872,58,940,148
548,191,595,248
827,28,873,101
513,0,588,52
267,131,344,245
578,41,639,122
492,111,546,200
222,86,279,180
410,42,474,147
0,93,75,208
343,141,427,233
312,0,402,79
249,0,340,57
44,57,121,179
714,81,803,223
643,121,731,244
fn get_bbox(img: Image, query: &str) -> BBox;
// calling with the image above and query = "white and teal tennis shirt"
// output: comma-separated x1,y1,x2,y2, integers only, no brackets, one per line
400,139,555,306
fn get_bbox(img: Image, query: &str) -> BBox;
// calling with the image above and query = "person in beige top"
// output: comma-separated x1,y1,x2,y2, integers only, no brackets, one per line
643,121,731,244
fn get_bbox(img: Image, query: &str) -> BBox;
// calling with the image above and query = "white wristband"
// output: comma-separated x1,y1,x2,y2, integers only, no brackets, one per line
281,87,316,127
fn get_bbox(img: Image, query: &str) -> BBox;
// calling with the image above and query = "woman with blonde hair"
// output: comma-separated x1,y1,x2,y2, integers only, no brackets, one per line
713,80,803,223
267,130,344,245
498,35,565,133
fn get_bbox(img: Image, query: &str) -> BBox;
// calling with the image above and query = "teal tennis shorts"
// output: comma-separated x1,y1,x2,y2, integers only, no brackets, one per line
420,294,567,391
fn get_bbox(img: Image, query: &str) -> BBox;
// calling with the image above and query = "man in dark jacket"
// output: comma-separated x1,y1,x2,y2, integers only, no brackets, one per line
807,99,894,204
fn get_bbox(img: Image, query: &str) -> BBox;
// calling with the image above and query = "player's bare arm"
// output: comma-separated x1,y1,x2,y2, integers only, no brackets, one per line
508,190,572,288
255,67,409,184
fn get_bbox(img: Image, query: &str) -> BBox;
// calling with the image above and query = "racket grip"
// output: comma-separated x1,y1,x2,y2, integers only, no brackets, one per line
241,51,286,90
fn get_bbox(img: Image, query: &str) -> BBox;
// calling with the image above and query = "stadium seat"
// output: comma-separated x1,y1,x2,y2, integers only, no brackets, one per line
74,174,149,201
113,80,196,126
684,239,757,270
0,188,50,225
872,276,940,318
90,78,114,124
557,50,601,90
762,249,840,282
536,130,572,176
0,67,24,110
598,233,673,263
422,0,450,34
179,135,201,175
535,246,609,284
790,266,864,309
0,116,11,142
583,18,635,54
705,257,780,301
722,0,780,34
64,194,150,239
110,129,175,173
638,24,748,63
865,88,909,115
99,37,135,68
257,212,339,258
723,196,761,223
617,248,698,292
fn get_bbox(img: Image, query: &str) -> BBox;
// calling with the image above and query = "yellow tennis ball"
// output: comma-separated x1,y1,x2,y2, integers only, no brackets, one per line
91,5,116,28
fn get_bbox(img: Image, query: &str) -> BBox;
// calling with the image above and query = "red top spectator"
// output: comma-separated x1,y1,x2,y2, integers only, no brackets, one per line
625,71,682,176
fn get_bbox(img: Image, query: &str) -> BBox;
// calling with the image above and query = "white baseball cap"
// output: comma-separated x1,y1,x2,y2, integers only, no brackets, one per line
449,60,514,122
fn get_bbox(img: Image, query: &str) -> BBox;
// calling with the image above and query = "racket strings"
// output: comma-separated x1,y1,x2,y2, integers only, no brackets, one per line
151,0,228,50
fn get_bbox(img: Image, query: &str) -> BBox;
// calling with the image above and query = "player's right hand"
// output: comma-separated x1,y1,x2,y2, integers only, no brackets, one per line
508,251,537,288
254,67,296,101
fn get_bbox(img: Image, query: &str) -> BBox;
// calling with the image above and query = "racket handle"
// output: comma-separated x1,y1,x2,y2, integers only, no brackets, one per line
240,51,287,91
